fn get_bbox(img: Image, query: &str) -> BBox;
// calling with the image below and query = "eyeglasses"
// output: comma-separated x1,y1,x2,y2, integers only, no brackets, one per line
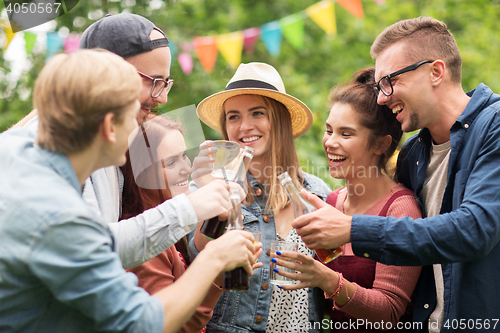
374,60,434,97
138,71,174,98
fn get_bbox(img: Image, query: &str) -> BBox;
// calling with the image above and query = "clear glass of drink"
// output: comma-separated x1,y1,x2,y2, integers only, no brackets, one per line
269,240,298,285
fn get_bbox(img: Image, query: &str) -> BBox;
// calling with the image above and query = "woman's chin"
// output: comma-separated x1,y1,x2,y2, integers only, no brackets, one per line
328,171,345,180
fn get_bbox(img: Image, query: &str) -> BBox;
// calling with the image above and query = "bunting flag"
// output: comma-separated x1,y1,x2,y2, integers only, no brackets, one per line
24,32,37,55
306,0,337,36
178,52,194,75
169,41,178,59
193,36,218,73
64,34,80,54
3,25,16,51
215,31,243,69
260,21,282,57
46,32,64,61
280,13,305,50
337,0,365,18
243,27,260,54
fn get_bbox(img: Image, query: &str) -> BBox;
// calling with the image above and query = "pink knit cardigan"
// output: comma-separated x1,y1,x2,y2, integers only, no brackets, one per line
331,184,423,326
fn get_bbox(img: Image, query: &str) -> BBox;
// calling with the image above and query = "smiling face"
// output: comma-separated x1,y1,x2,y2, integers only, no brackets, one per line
374,42,437,133
125,30,172,125
323,102,383,180
224,94,272,160
156,130,192,197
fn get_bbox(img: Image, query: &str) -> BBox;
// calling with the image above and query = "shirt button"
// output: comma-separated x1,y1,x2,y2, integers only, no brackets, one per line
256,189,263,196
266,249,271,256
363,253,370,258
416,161,419,166
424,304,429,309
264,216,270,222
184,226,191,232
464,123,469,129
256,315,263,323
262,283,269,290
149,254,154,259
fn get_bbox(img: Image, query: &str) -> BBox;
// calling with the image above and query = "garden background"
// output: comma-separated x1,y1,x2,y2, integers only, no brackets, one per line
1,0,499,188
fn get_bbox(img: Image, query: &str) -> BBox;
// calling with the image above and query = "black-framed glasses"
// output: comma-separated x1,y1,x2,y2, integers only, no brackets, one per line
374,60,434,97
138,71,174,98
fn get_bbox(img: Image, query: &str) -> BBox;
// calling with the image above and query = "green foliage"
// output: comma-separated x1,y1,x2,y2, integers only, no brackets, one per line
2,0,500,186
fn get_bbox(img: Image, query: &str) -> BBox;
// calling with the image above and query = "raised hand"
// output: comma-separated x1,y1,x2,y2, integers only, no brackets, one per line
187,180,244,222
205,230,256,275
191,140,216,187
270,251,338,292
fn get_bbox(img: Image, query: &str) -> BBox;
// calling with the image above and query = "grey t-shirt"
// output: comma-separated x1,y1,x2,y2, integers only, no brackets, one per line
419,140,451,333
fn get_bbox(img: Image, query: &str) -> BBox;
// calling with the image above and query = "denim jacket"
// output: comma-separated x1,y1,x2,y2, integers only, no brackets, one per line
22,116,199,270
190,172,331,333
351,84,500,332
0,128,164,333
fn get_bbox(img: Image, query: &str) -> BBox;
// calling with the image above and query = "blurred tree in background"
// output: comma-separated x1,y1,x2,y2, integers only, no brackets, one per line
1,0,500,187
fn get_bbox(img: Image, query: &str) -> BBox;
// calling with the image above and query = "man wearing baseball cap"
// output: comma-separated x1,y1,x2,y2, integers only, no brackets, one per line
13,13,233,270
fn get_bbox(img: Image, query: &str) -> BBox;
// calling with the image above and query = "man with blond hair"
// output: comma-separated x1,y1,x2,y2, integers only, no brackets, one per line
0,49,256,333
293,17,500,332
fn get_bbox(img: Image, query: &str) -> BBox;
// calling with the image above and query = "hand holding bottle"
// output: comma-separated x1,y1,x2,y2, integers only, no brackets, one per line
292,189,352,250
279,172,343,263
202,229,256,275
187,179,244,222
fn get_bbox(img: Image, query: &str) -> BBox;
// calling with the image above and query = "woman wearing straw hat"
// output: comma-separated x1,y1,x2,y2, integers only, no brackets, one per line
190,62,331,333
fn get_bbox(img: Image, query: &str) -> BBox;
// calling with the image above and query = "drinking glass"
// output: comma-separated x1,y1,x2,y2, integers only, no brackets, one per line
269,240,298,285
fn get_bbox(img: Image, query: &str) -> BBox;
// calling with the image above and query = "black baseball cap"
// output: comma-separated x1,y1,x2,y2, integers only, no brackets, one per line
79,13,169,58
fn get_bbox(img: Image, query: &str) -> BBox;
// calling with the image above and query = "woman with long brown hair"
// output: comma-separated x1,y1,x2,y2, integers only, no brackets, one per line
191,62,331,333
274,68,422,332
120,116,258,333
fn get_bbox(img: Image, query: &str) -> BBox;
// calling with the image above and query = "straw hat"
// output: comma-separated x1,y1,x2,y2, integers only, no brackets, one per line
196,62,313,138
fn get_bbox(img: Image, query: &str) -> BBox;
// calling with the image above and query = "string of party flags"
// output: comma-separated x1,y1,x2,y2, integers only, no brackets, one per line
2,0,384,75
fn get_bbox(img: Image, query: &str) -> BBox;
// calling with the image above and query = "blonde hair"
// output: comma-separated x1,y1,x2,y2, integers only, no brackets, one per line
35,49,142,154
370,16,462,83
220,95,304,211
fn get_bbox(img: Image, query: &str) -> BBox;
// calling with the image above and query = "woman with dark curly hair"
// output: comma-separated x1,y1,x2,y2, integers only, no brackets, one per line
274,68,423,332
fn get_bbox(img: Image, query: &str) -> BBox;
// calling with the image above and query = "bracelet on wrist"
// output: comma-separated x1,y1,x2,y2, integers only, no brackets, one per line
324,272,351,309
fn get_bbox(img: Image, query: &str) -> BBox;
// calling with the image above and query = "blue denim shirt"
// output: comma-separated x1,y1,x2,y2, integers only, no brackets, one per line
190,172,331,333
351,84,500,332
0,128,163,333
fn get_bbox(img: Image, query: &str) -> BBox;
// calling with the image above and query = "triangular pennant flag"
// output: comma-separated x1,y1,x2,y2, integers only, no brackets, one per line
24,32,37,55
169,41,178,60
306,0,337,36
215,31,243,69
3,25,16,51
243,27,260,54
178,52,194,75
64,34,80,54
181,42,193,52
260,21,282,57
336,0,365,18
280,13,305,50
193,36,218,73
46,32,64,61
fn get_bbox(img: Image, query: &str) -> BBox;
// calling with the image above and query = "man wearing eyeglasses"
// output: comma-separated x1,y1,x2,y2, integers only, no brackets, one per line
293,17,500,332
11,13,236,271
79,13,240,270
